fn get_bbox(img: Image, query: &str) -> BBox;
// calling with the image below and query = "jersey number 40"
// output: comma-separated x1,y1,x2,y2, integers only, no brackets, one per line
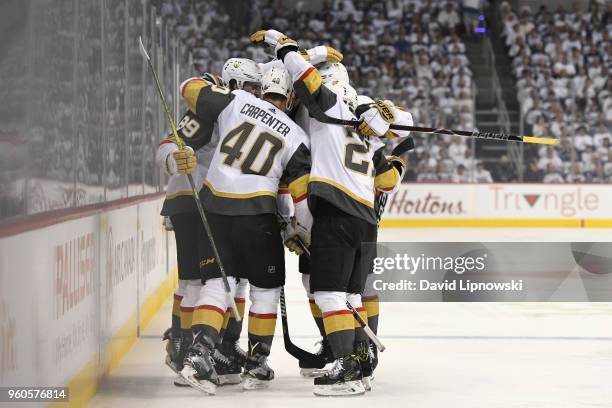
220,121,284,176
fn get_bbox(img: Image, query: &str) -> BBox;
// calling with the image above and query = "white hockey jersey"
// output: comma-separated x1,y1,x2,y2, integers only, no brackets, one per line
156,110,219,216
284,51,401,224
180,79,310,216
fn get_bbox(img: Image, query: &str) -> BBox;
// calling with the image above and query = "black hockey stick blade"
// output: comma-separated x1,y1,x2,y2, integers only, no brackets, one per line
280,287,326,367
391,136,415,156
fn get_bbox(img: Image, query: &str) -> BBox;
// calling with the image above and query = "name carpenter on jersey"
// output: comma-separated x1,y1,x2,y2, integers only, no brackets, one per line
240,103,291,136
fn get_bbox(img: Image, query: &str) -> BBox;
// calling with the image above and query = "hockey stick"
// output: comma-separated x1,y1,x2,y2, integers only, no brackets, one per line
276,213,328,365
295,241,386,352
375,136,415,224
307,108,557,146
138,36,240,321
279,287,328,367
345,301,386,352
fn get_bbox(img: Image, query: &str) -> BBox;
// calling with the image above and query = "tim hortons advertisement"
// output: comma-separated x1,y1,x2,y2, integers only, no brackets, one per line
383,183,612,220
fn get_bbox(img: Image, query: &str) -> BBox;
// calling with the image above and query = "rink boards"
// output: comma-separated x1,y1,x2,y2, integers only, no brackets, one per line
0,195,177,407
381,183,612,228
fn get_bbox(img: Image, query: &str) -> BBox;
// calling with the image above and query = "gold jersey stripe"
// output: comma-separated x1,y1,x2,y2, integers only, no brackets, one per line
363,298,379,317
192,306,225,332
323,312,354,335
353,308,368,329
248,314,277,337
309,177,374,208
180,309,193,329
172,295,182,317
299,67,322,94
204,180,277,199
288,173,309,200
182,79,210,113
309,301,323,318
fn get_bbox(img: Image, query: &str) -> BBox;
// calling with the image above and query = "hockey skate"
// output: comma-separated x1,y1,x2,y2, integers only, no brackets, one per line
211,341,244,385
299,339,334,378
355,341,377,391
242,343,274,390
313,355,365,397
163,328,186,374
180,334,218,395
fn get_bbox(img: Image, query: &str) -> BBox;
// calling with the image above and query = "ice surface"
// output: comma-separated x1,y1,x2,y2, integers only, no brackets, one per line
88,228,612,408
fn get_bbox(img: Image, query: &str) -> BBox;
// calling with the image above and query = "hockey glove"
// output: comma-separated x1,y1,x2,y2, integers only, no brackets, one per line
163,216,174,231
167,146,196,175
357,100,396,138
283,200,312,255
250,29,298,60
299,45,344,65
387,155,407,180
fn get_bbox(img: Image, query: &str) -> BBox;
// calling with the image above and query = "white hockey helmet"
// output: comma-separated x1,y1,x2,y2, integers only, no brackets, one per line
326,80,358,112
261,66,293,99
318,62,350,84
261,66,295,111
221,58,262,89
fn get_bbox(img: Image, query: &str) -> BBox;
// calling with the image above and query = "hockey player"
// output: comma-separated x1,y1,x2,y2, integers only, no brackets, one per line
222,57,262,97
251,29,406,396
159,60,264,387
213,57,265,381
157,73,224,387
291,61,413,381
177,65,311,394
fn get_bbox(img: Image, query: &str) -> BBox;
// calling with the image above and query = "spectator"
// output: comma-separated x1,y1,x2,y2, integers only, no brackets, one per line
452,164,470,182
493,155,517,182
473,162,493,183
417,164,440,182
565,163,586,183
542,163,564,183
437,2,461,34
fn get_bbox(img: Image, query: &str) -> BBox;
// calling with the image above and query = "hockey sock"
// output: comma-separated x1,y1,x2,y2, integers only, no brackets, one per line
347,293,368,343
301,274,326,337
172,280,188,331
221,296,246,343
172,293,183,330
308,299,326,338
247,285,279,357
315,291,355,359
180,280,200,331
221,278,248,344
192,278,237,345
362,295,379,334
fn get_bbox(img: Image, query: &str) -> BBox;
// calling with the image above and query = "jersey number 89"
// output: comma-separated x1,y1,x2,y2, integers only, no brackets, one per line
176,115,201,138
219,121,283,176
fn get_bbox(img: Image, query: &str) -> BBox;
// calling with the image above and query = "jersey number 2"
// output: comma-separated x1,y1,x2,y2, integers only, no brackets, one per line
220,121,283,176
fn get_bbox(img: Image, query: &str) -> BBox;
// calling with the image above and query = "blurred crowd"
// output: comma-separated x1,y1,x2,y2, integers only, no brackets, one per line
159,0,611,184
501,0,612,183
159,0,488,182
